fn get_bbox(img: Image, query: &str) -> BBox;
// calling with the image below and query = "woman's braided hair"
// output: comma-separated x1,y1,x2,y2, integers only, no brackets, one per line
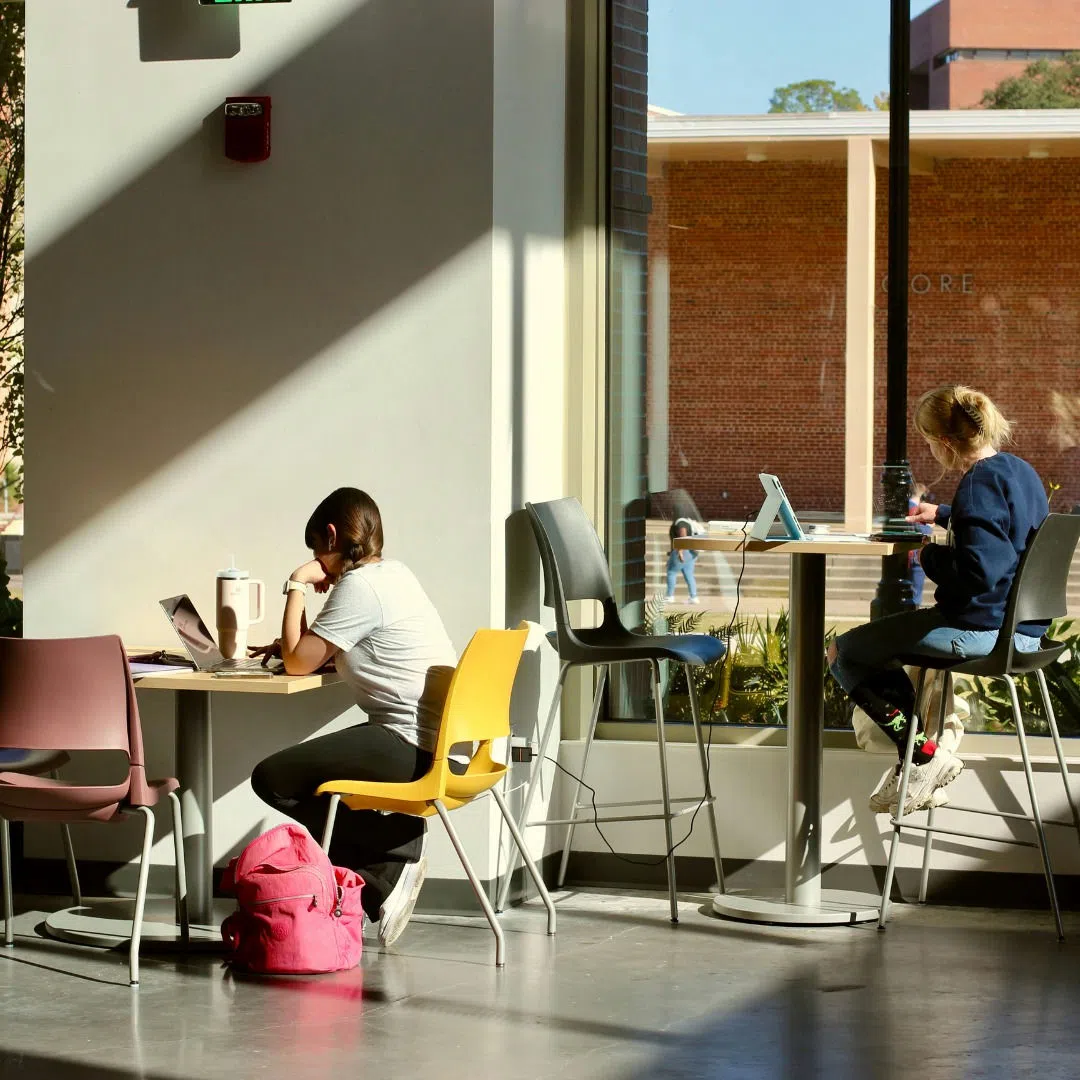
304,488,383,572
913,385,1012,472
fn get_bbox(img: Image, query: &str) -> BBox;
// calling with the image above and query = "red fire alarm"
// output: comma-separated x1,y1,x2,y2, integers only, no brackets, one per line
224,97,271,163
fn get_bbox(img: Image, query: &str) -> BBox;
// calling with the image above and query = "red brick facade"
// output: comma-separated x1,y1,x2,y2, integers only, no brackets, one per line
650,156,1080,521
911,0,1080,109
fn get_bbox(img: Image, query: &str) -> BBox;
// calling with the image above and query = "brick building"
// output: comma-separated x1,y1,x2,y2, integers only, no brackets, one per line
911,0,1080,109
646,111,1080,522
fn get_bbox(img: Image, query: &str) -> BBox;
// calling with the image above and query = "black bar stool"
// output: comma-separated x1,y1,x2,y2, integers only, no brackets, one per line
496,497,726,923
879,513,1080,940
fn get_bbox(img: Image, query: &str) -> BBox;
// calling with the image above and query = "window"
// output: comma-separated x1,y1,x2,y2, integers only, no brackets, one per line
603,3,1080,739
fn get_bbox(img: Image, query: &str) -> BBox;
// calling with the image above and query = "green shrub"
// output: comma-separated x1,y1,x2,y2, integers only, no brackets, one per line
955,618,1080,736
644,600,852,728
0,550,21,637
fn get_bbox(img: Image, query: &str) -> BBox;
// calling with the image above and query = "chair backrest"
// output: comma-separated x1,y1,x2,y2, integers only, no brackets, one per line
1000,513,1080,634
0,636,141,765
526,498,617,613
432,629,527,762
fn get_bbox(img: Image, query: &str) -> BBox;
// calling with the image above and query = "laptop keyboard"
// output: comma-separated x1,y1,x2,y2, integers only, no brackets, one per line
213,657,283,673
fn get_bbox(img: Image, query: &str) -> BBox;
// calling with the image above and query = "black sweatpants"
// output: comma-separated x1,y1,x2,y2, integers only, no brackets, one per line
250,723,429,921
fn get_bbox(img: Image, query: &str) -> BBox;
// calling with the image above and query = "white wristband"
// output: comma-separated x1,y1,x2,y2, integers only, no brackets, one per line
283,579,308,596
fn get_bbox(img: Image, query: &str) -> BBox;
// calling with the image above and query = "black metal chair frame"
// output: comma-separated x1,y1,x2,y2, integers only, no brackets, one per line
495,498,726,923
879,513,1080,940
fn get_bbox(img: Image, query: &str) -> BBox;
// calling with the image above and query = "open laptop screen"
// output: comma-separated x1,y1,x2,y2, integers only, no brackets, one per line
159,595,225,670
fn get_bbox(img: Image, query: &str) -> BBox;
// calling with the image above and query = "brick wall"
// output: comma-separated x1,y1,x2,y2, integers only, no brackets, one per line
608,0,649,605
651,156,1080,520
948,0,1080,51
915,0,1080,108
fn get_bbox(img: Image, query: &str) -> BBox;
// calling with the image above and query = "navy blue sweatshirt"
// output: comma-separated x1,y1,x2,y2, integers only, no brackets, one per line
920,453,1048,635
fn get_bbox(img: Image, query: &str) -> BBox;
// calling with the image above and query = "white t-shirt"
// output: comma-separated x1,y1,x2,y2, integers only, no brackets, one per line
310,560,457,753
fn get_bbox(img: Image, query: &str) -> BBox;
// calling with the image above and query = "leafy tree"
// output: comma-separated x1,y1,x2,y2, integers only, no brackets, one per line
0,4,21,637
769,79,867,113
873,91,890,111
982,52,1080,109
0,4,21,500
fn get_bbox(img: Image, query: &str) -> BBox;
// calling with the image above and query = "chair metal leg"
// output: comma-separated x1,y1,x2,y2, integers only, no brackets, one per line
321,794,341,852
496,660,570,913
129,806,156,986
59,825,81,908
1,818,12,947
167,791,189,942
1035,667,1080,848
49,771,82,907
879,669,927,930
651,660,679,924
491,786,556,935
433,801,506,967
918,671,950,904
686,664,725,895
1007,675,1064,941
556,665,607,889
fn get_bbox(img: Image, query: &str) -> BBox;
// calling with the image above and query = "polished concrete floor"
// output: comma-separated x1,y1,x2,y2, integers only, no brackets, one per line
2,889,1078,1080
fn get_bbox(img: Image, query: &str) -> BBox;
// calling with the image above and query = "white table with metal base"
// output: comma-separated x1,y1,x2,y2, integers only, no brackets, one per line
44,671,337,949
676,534,919,926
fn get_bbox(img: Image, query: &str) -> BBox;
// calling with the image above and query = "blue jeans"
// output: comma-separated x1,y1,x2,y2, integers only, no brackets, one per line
830,607,1042,695
666,549,697,599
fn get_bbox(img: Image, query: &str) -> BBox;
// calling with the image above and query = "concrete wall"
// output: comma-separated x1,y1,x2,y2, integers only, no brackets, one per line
567,739,1080,887
24,0,566,897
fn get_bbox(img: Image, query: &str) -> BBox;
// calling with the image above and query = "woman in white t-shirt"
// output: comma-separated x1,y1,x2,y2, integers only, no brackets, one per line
250,488,457,948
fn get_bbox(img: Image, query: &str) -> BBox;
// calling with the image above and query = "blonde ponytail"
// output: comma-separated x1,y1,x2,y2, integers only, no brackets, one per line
914,385,1012,472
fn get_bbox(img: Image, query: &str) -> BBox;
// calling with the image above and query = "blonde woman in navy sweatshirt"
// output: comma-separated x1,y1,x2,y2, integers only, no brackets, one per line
829,386,1049,815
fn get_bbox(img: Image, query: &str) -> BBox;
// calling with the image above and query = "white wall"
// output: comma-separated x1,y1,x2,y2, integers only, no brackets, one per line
565,740,1080,883
24,0,568,890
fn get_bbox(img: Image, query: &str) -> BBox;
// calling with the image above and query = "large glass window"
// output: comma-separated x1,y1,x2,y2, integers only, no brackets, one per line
605,0,1080,737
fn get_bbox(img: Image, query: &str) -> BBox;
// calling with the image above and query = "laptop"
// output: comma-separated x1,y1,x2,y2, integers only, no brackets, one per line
749,474,870,543
159,594,284,675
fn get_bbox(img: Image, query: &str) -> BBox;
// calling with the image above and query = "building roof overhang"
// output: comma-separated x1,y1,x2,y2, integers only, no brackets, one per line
648,110,1080,169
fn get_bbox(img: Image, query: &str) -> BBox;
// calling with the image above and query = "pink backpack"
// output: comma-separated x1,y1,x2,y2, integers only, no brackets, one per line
220,823,364,974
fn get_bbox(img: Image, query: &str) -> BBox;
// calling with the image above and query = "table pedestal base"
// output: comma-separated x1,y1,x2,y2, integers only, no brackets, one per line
712,889,881,926
43,898,233,951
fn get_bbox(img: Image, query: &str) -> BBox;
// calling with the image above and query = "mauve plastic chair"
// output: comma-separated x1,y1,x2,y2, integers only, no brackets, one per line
880,513,1080,940
496,497,727,923
0,635,188,984
0,748,82,906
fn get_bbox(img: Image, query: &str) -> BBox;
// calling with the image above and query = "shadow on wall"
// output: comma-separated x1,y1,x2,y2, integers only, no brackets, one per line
26,0,509,565
127,0,240,62
504,507,545,740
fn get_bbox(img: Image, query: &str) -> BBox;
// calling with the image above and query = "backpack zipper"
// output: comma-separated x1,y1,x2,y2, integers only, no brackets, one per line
247,864,334,910
251,893,318,907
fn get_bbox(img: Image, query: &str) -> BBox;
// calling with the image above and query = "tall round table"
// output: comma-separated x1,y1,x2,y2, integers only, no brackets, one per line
674,532,921,925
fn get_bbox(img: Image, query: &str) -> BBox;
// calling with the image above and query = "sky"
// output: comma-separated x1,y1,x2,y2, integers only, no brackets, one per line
648,0,940,115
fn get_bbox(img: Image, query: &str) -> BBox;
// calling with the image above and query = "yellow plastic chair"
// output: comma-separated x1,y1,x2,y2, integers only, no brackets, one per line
316,628,556,966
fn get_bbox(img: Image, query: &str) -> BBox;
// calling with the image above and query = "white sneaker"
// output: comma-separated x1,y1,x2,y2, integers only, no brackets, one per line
688,597,701,605
665,594,676,602
891,752,964,816
379,834,428,948
870,760,958,815
868,764,902,814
